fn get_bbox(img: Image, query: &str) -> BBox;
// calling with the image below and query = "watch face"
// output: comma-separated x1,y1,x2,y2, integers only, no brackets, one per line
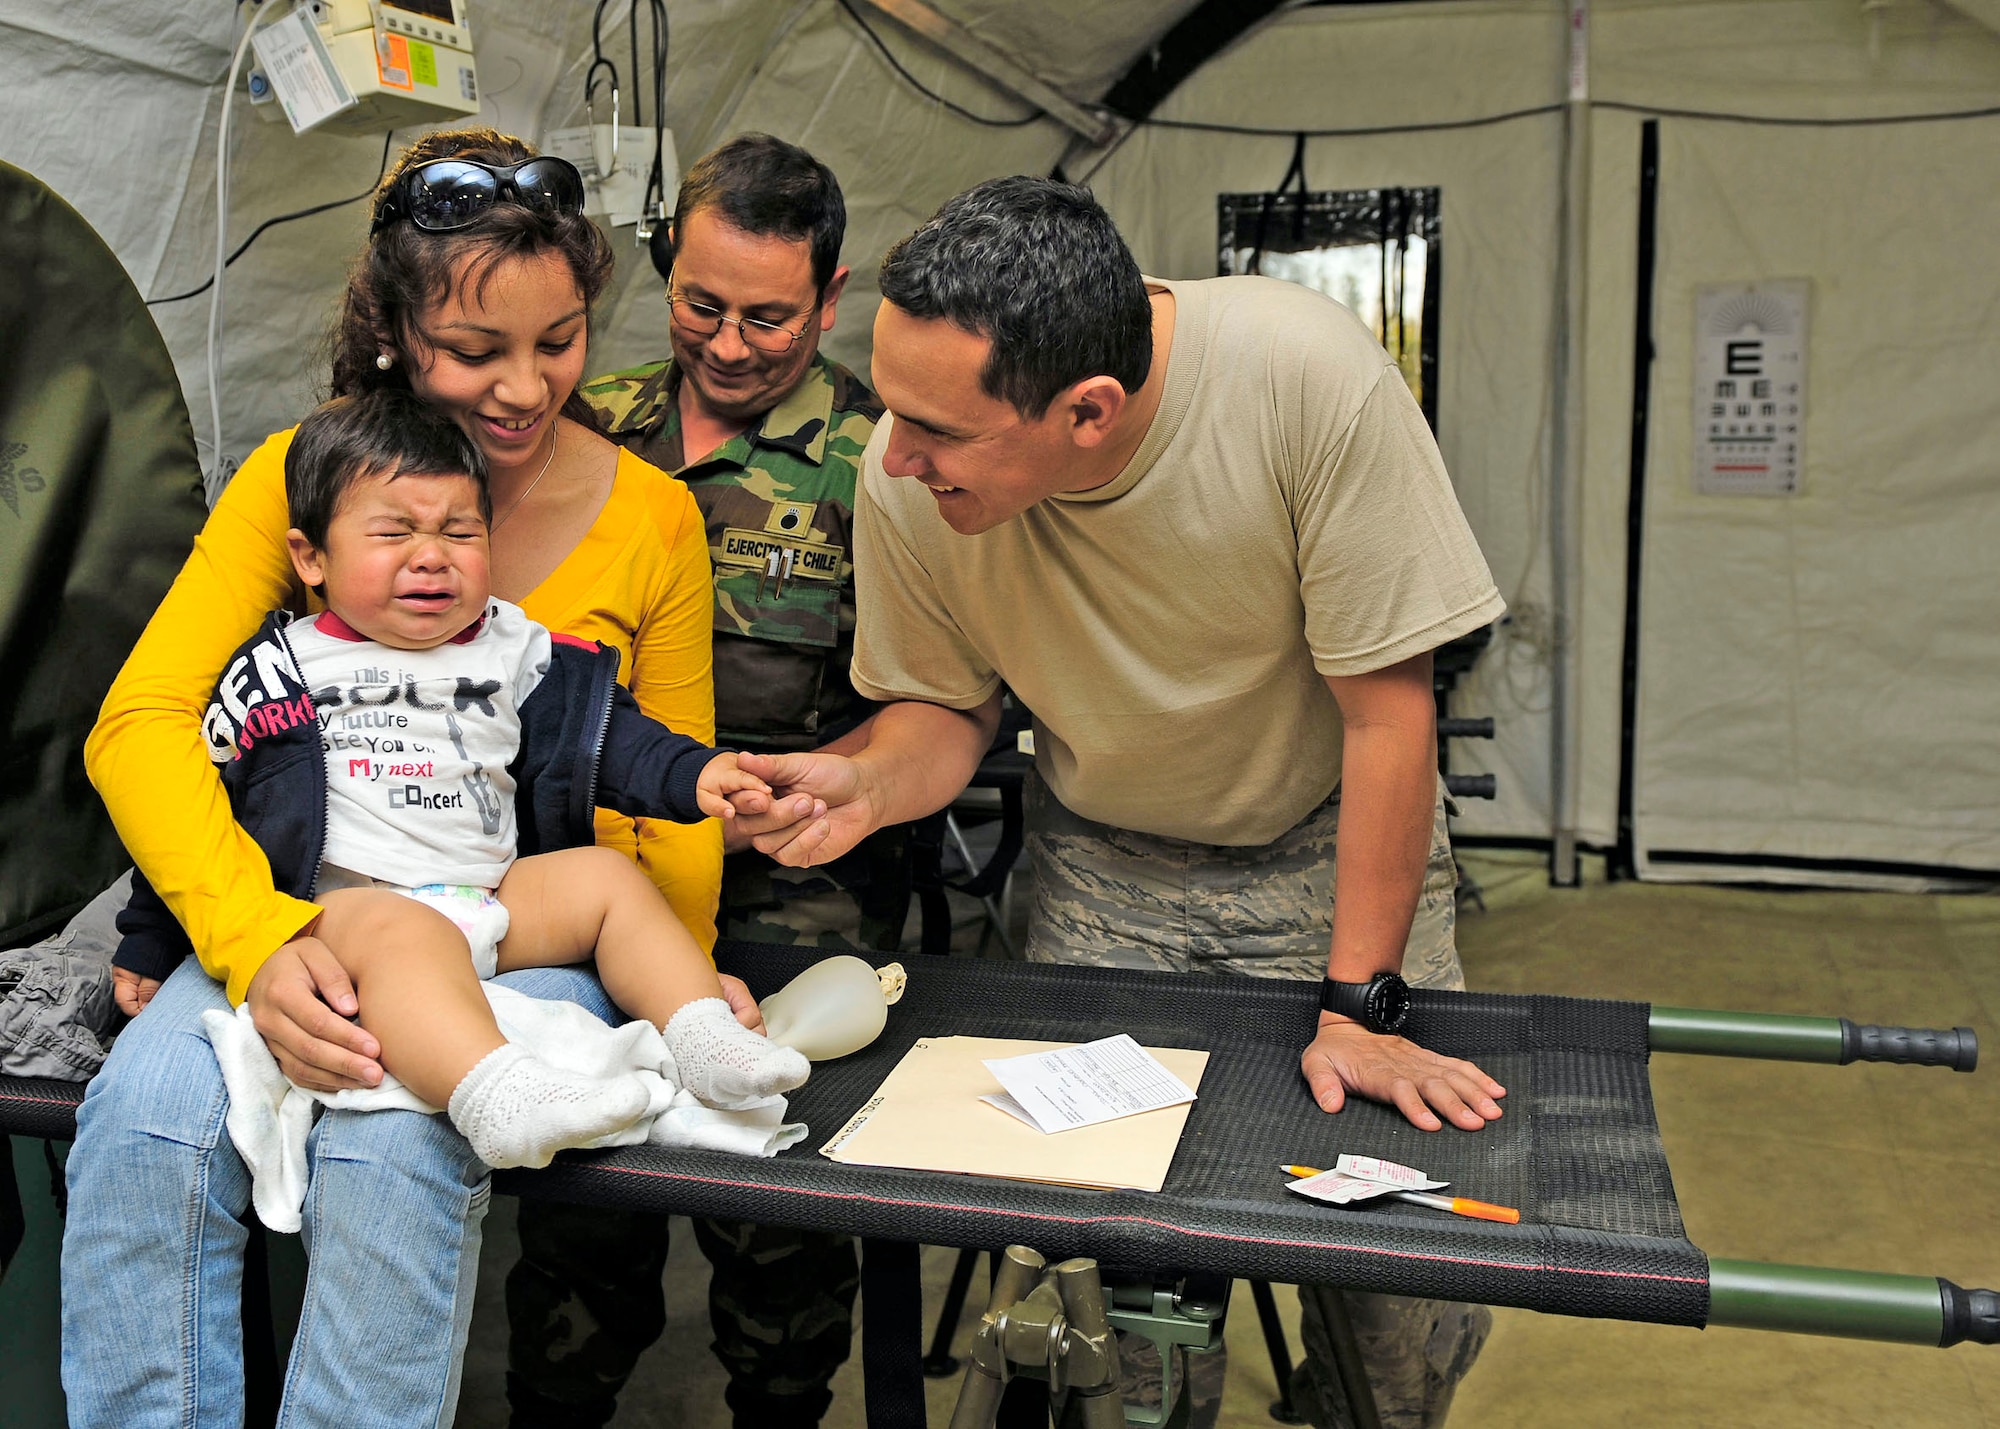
1371,975,1412,1032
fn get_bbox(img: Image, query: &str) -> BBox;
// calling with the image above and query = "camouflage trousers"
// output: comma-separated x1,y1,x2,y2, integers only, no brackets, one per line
506,1205,860,1429
1024,771,1490,1429
718,825,914,952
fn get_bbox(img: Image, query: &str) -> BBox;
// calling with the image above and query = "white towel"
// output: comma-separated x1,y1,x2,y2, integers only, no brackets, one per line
203,985,807,1232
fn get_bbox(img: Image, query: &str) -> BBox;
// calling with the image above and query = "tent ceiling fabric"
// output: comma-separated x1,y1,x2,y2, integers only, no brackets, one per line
0,0,1217,465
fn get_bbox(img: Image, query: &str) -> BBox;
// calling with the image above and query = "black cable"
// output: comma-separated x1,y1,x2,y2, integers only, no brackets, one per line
628,0,642,127
1143,104,1565,139
646,0,669,223
1069,95,2000,182
590,0,614,74
1135,98,2000,141
146,132,393,307
587,0,619,120
832,0,1040,129
1070,103,1564,188
1590,98,2000,128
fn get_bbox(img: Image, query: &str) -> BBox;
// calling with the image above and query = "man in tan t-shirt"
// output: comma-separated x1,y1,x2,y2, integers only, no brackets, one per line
736,177,1507,1428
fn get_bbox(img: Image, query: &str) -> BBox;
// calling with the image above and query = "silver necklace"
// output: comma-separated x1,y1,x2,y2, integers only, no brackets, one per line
492,424,558,531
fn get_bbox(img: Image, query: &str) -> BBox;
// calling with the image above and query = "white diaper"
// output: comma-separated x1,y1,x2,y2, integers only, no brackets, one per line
317,864,511,979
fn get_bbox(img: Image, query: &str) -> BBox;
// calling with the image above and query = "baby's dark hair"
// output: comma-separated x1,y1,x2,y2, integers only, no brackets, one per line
286,390,490,548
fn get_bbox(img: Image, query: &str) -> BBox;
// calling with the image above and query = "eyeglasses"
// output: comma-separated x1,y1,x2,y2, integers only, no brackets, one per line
371,157,587,235
668,293,816,354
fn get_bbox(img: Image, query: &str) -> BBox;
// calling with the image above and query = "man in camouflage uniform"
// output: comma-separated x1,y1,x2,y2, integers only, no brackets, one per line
503,135,881,1429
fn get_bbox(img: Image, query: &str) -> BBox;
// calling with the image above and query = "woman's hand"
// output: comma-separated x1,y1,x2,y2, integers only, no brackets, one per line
112,967,163,1018
244,934,386,1092
717,973,766,1034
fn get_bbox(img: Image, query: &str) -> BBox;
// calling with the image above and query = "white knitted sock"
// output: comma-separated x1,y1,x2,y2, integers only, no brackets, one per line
664,998,811,1109
446,1043,650,1169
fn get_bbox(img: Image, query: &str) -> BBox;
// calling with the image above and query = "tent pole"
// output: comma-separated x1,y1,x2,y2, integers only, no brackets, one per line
1612,120,1660,881
1548,0,1591,886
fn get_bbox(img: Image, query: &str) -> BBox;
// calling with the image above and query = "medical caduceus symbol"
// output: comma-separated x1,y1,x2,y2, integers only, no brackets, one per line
444,710,503,836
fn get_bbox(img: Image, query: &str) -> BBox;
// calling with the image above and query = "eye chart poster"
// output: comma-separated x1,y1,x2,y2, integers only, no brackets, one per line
1693,281,1808,496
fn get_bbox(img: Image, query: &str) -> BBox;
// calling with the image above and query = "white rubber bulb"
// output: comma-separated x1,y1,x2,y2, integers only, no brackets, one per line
760,956,902,1061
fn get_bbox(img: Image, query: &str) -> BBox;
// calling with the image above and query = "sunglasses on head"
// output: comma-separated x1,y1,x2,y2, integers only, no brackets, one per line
370,157,588,235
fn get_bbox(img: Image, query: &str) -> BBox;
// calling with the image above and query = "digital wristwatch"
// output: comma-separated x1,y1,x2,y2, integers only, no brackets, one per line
1318,972,1412,1036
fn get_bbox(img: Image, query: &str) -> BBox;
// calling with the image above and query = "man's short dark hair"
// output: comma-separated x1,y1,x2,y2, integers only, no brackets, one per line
672,133,846,293
877,177,1152,419
286,390,490,549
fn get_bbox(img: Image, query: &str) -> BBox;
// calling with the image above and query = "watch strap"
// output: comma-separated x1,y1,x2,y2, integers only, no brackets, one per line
1319,976,1375,1024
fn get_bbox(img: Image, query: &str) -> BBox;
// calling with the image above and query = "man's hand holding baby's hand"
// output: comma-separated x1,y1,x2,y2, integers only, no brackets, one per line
696,752,773,822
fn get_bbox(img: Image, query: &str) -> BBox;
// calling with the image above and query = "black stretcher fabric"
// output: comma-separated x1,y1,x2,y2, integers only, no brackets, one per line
0,943,1709,1325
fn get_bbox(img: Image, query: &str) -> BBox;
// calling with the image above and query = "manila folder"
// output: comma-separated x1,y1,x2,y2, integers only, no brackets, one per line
819,1035,1208,1193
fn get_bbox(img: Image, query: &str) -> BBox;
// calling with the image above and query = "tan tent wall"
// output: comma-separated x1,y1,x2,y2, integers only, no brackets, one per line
1596,0,2000,879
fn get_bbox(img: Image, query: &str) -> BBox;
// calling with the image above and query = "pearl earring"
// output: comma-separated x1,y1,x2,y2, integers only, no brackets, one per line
375,352,394,371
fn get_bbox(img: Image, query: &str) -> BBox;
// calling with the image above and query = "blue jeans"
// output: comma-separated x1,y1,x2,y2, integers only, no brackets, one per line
61,956,618,1428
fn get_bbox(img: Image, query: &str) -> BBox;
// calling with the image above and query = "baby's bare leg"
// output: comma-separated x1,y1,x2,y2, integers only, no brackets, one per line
313,886,648,1168
493,846,723,1026
312,888,504,1107
496,848,808,1106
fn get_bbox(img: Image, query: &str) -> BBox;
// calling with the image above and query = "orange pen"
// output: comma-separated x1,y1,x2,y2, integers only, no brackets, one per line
1280,1164,1522,1225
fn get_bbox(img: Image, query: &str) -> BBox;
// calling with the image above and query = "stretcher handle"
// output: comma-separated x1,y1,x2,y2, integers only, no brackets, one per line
1708,1260,2000,1347
1649,1007,1977,1071
1840,1020,1978,1070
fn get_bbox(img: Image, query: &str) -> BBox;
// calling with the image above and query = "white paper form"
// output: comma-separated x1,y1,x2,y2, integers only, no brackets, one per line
981,1034,1197,1134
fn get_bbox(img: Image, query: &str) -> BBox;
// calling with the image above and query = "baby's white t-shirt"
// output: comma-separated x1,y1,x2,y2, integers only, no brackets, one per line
289,599,552,888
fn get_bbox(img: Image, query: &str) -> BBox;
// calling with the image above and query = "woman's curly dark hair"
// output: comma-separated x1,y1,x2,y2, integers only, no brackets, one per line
326,128,615,426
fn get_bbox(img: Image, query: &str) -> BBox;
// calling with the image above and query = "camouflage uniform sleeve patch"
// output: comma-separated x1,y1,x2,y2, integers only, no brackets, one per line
580,360,674,435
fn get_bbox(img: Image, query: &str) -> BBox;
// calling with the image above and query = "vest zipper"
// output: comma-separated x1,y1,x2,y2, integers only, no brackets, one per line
574,651,617,843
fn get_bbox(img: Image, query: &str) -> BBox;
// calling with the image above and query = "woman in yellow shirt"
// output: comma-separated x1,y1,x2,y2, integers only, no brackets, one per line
61,129,731,1428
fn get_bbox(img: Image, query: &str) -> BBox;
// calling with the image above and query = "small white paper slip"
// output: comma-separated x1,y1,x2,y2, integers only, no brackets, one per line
1286,1156,1449,1206
1288,1173,1397,1205
1334,1155,1447,1190
981,1034,1197,1134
